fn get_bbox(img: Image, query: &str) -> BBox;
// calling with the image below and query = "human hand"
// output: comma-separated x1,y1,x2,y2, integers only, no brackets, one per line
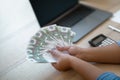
57,43,120,63
49,49,73,71
49,47,105,80
56,45,85,59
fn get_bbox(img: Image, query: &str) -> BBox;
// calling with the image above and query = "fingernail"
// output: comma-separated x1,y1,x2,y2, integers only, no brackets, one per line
47,50,52,53
56,45,62,49
70,46,74,50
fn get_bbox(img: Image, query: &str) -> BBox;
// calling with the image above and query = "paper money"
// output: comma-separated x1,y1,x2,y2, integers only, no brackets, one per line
26,24,76,63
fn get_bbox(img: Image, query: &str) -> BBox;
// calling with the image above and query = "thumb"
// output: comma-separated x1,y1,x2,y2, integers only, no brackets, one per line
49,49,62,58
56,46,70,51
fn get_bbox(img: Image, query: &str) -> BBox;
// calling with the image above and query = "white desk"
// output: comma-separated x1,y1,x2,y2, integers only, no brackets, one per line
0,0,40,79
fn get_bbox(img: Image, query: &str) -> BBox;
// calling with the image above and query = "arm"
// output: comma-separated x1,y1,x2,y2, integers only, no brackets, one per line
49,49,104,80
80,43,120,63
57,43,120,63
69,56,104,80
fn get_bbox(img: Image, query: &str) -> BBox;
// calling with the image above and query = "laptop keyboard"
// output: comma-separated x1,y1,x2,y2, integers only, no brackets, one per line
55,5,95,27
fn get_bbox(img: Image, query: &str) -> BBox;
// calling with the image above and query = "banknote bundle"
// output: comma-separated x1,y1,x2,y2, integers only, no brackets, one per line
27,24,76,63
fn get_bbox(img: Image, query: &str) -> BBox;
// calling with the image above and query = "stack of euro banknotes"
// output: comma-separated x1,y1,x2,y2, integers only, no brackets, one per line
27,24,76,63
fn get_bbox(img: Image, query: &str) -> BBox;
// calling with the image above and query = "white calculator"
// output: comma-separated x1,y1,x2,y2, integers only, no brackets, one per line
88,34,116,47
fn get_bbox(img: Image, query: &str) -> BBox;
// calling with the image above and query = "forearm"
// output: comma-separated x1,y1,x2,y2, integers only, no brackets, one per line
70,57,104,80
81,43,120,63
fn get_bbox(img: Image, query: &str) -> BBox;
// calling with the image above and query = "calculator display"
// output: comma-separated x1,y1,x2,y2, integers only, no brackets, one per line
92,36,106,45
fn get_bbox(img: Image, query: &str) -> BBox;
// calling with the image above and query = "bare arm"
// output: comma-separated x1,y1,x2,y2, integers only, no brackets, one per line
69,57,104,80
80,43,120,63
57,43,120,63
50,49,104,80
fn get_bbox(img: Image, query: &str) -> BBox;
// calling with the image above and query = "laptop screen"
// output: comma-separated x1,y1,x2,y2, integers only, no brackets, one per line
30,0,78,27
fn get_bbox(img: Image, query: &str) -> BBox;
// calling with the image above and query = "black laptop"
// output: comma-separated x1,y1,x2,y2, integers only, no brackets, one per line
29,0,112,42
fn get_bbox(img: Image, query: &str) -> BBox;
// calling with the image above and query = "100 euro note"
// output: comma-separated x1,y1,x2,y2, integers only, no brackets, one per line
26,24,76,63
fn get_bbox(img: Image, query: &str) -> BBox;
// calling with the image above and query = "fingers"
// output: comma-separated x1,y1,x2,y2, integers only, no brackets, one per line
68,46,80,55
49,49,62,58
56,45,80,55
51,63,63,71
56,46,70,51
51,63,59,69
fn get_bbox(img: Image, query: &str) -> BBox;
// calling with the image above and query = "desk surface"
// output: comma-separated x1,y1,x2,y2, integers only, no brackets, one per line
0,0,120,80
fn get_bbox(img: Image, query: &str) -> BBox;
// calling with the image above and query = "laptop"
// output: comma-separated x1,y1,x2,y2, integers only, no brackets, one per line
29,0,112,43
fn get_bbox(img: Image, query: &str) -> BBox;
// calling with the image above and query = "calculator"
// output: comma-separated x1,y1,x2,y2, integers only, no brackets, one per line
88,34,116,47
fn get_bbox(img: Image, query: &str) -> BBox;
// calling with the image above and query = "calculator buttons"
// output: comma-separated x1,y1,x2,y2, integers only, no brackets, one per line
99,38,116,47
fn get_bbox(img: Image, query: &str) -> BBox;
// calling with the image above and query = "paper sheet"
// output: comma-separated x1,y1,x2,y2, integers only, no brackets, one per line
111,10,120,24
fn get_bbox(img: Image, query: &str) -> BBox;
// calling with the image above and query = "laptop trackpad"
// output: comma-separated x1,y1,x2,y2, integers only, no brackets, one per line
72,10,112,42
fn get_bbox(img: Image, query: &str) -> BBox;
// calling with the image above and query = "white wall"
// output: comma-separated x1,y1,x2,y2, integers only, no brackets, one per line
0,0,40,41
0,0,40,78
